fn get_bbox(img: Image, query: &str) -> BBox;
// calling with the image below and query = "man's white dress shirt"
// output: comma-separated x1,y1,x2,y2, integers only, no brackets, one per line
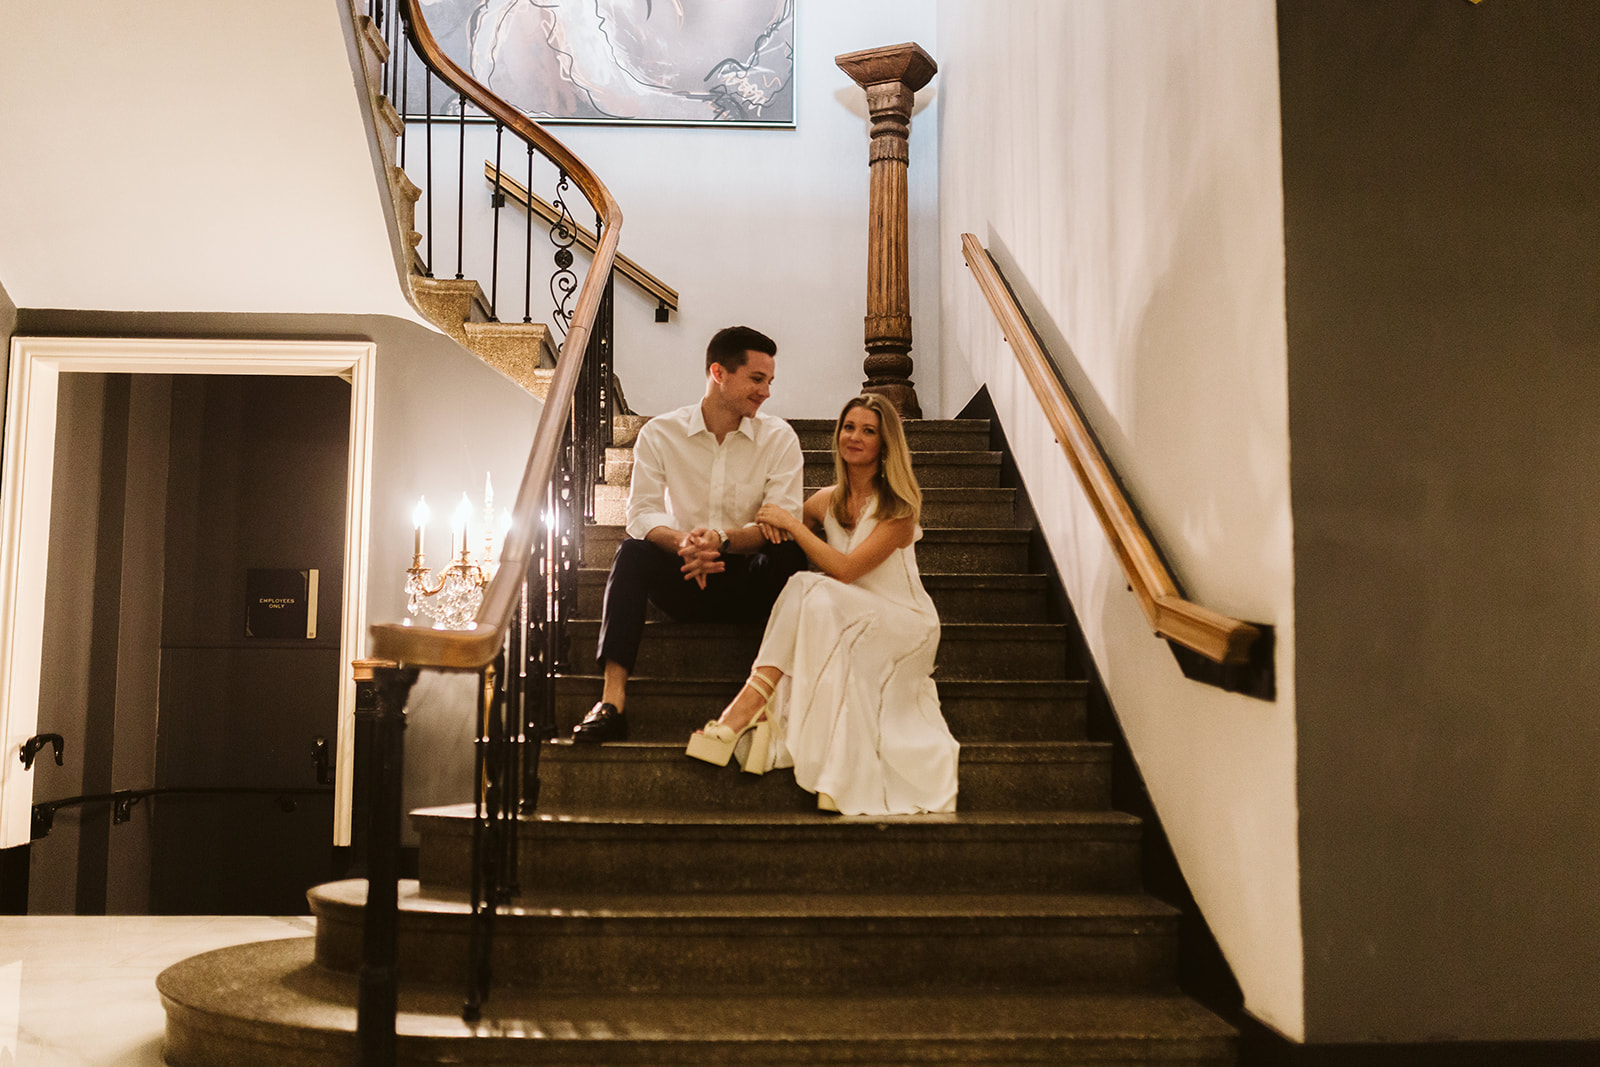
625,402,804,543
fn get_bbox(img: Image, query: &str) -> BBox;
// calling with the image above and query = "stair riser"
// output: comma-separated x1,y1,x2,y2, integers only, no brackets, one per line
564,623,1071,680
593,487,1016,529
791,422,992,453
313,911,1178,995
572,572,1050,624
416,827,1141,895
552,678,1086,742
605,454,1002,490
528,754,1110,813
165,1020,1234,1067
579,529,1034,573
597,422,991,457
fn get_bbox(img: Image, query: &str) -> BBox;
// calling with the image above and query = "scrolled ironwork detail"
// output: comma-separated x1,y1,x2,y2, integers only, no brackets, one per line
549,170,579,334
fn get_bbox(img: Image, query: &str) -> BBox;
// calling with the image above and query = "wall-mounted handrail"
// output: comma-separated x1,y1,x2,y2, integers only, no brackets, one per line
486,162,678,313
960,233,1261,667
367,5,621,674
31,786,332,841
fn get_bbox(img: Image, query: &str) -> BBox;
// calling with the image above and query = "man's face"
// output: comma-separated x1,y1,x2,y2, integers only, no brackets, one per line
712,350,775,419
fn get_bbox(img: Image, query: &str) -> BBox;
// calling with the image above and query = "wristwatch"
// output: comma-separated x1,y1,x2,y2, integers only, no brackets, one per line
714,528,731,555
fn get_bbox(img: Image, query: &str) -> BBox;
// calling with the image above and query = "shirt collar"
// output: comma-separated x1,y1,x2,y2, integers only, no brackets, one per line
686,403,757,441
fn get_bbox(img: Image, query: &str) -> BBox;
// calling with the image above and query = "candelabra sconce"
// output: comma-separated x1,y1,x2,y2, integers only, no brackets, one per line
405,479,510,631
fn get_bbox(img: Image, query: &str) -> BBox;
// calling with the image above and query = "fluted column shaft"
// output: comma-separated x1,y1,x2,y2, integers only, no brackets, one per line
837,43,936,419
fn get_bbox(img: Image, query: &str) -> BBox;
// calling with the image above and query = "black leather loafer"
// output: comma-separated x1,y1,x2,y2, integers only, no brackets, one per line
572,701,627,743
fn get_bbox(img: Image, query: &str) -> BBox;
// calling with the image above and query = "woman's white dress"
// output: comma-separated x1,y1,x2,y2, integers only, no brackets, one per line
747,500,959,815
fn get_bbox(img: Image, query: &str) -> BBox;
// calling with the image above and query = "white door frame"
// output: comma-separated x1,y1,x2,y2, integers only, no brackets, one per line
0,337,376,849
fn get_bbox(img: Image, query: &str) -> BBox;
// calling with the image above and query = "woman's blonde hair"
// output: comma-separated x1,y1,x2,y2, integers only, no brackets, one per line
829,393,921,528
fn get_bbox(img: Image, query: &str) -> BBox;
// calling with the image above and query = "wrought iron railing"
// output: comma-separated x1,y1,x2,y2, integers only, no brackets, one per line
356,2,625,1060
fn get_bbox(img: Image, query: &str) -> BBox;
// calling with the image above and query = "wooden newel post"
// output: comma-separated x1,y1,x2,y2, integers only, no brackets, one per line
836,42,936,419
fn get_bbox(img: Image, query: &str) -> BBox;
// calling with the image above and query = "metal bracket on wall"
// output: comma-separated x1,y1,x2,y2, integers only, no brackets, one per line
19,734,64,771
112,792,143,825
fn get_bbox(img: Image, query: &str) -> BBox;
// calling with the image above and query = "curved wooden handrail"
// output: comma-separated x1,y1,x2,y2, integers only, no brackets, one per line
367,1,623,672
960,233,1260,666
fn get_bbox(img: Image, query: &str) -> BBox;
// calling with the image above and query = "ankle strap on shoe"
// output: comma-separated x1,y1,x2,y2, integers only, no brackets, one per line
745,671,777,702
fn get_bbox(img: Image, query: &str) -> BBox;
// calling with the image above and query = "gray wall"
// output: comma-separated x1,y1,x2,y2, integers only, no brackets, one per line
1281,0,1600,1042
0,276,14,419
0,275,14,348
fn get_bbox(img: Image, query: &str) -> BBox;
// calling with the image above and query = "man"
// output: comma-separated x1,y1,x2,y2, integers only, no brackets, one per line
573,326,807,742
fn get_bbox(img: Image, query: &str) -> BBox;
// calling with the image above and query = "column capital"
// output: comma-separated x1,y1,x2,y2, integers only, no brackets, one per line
835,42,937,93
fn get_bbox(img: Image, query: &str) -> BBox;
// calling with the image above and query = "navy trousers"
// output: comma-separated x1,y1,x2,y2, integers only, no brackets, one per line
596,538,807,673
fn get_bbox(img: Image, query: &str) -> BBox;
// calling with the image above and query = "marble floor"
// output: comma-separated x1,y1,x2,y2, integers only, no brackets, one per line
0,915,313,1066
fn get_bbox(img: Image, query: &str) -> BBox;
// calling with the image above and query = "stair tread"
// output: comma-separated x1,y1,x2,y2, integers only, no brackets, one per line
582,524,1032,539
574,567,1047,586
541,739,1109,762
802,448,1001,463
572,619,1067,636
413,803,1140,830
787,417,990,431
314,879,1181,921
161,938,1234,1046
557,674,1084,693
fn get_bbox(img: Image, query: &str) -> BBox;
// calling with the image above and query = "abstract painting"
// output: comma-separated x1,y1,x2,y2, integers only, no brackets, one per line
405,0,796,126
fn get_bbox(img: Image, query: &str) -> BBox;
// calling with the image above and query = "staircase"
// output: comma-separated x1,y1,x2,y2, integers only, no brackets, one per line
156,415,1236,1064
352,8,561,398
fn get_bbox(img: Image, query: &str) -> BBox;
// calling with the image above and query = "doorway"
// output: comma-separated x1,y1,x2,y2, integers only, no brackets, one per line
0,338,375,912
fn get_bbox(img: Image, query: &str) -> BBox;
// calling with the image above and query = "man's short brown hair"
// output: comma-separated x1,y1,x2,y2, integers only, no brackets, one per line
706,326,777,374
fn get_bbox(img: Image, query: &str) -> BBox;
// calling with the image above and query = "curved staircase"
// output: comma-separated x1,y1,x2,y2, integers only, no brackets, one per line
156,416,1236,1064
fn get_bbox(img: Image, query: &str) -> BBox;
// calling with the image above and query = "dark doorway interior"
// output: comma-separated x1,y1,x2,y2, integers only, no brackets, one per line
28,372,350,915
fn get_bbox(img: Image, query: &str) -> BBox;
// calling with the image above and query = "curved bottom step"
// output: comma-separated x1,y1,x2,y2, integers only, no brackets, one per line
159,938,1235,1065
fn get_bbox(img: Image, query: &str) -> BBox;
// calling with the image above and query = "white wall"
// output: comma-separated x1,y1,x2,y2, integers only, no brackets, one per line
0,0,419,322
403,0,941,419
937,0,1302,1038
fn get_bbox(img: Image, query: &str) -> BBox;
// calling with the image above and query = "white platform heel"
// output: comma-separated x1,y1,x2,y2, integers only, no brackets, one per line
685,673,776,773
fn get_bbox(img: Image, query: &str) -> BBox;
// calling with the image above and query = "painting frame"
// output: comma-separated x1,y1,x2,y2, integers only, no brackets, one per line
400,0,797,129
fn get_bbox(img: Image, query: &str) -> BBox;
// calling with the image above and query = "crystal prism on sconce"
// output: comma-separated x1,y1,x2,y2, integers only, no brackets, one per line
406,475,511,630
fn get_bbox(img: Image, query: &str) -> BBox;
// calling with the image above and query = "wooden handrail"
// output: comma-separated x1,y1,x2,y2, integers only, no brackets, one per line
367,2,623,672
959,233,1260,666
486,163,678,312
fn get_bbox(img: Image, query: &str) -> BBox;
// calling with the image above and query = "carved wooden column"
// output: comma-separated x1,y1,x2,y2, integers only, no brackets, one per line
836,42,936,419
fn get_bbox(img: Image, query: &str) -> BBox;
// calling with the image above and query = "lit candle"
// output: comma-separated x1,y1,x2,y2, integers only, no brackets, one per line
453,493,472,560
484,472,494,512
412,497,429,562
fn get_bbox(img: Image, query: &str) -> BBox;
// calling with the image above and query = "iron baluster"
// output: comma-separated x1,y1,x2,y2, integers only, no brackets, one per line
463,657,506,1023
489,124,504,317
398,5,409,167
455,91,466,280
549,170,578,335
423,71,434,276
523,145,535,323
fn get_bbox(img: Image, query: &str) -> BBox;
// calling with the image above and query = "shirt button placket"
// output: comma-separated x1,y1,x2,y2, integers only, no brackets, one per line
709,439,727,531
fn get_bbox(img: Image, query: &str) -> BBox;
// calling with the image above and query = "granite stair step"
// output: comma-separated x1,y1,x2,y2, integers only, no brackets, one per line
551,676,1087,742
604,448,1002,489
412,805,1143,895
572,568,1051,623
593,485,1016,529
580,524,1035,572
563,620,1071,679
789,417,993,453
525,740,1110,812
309,880,1181,994
160,938,1234,1065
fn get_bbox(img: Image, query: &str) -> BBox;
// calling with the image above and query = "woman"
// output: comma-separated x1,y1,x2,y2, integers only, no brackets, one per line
685,394,959,815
